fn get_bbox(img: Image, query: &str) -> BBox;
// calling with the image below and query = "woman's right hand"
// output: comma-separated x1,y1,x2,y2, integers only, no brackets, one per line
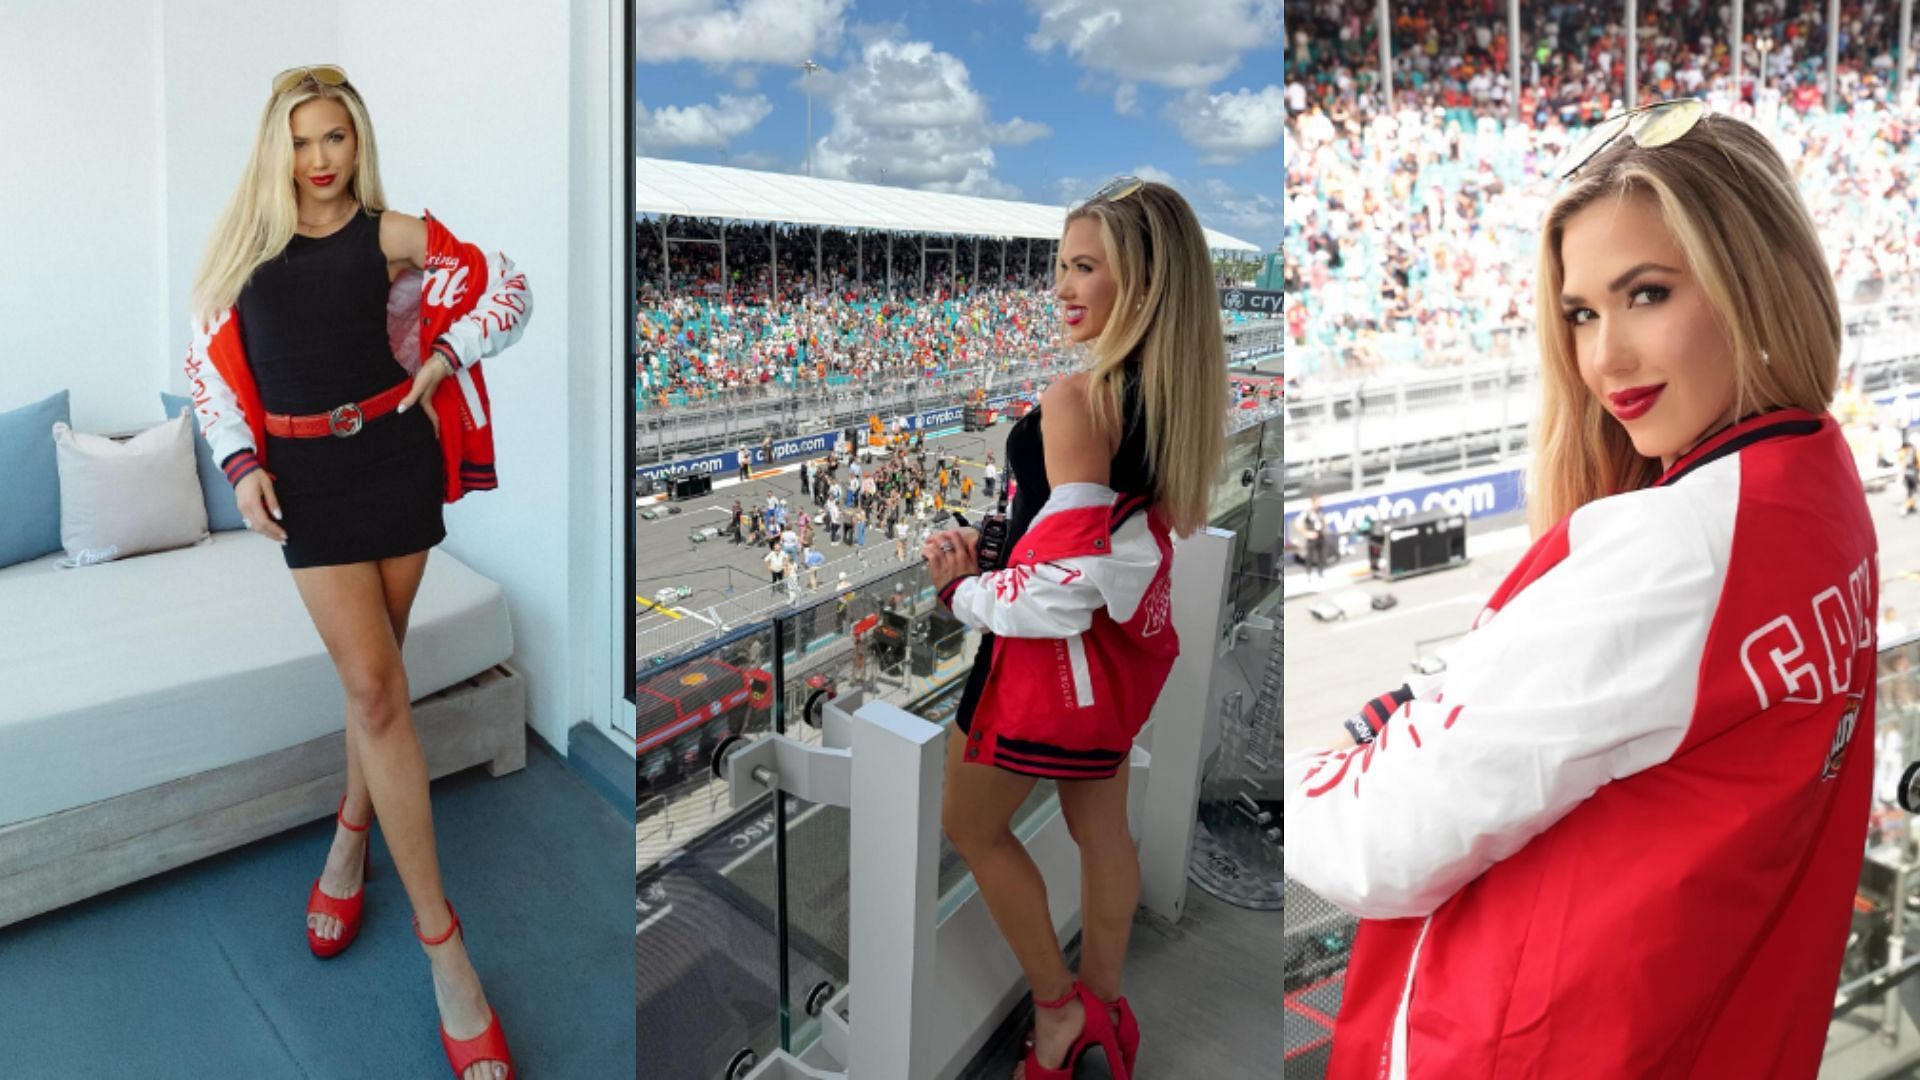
236,469,288,543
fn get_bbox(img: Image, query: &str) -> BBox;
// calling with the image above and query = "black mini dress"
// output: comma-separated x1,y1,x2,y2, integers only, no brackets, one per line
237,209,446,569
954,362,1154,746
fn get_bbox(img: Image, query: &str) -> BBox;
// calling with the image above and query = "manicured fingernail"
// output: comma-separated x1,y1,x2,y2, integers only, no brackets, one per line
271,509,282,520
398,403,408,413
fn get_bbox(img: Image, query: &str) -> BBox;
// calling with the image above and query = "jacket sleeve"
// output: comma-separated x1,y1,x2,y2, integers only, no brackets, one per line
1283,491,1724,919
938,483,1160,639
438,249,532,371
181,309,260,485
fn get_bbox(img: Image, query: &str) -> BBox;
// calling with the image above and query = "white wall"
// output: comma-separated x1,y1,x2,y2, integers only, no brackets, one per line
1,0,625,757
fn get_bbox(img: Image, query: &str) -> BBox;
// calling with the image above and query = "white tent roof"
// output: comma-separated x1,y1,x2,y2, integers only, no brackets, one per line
634,157,1259,253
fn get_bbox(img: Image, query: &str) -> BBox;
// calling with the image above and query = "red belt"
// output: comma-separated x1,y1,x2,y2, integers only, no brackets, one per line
265,380,412,439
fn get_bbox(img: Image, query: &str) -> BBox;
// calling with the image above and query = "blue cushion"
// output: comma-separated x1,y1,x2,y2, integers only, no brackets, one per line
161,393,246,532
0,390,70,568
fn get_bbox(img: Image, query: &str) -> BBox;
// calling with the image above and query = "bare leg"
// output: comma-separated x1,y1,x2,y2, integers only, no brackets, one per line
1057,762,1140,1028
290,554,506,1080
940,734,1082,1077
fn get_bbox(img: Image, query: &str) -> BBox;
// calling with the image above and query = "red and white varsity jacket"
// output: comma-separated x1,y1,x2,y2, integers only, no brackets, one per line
937,483,1179,776
182,211,532,502
1286,408,1878,1079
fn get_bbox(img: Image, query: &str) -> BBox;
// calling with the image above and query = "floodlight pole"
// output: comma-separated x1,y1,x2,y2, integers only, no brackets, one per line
1377,0,1392,107
1732,0,1744,97
801,60,820,177
1827,0,1839,111
1903,0,1915,99
1626,0,1639,109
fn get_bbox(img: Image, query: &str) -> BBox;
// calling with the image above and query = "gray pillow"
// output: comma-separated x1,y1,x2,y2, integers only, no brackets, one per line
52,409,208,567
0,389,70,569
160,392,246,532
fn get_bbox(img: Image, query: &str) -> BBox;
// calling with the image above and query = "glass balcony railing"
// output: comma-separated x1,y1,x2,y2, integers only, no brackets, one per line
637,403,1281,1078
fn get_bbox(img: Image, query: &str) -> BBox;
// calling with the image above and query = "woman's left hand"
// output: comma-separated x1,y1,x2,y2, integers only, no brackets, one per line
922,527,980,591
400,356,450,439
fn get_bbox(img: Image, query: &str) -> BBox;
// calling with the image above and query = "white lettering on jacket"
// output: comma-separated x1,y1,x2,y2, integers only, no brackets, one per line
424,265,470,310
1740,555,1874,709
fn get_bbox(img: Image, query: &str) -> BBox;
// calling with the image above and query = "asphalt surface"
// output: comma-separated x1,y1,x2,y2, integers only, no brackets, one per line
632,422,1018,639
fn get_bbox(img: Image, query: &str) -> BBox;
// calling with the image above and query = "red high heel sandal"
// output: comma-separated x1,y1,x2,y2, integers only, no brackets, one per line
1101,995,1140,1076
414,901,515,1080
1022,982,1130,1080
306,795,373,959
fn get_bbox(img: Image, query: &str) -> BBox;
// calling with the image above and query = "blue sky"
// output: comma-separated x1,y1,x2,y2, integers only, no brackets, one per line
633,0,1281,254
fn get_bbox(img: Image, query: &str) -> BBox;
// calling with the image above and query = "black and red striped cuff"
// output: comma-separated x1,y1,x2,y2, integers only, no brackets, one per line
220,448,261,487
1344,684,1415,745
938,572,977,610
432,338,462,371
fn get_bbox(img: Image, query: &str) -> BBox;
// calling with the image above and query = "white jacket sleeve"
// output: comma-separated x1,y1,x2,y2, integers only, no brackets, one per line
181,309,257,474
438,250,532,370
942,483,1161,639
1284,489,1726,919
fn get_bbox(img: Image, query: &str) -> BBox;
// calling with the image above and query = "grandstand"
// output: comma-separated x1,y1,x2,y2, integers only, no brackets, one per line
1283,4,1920,387
631,158,1267,466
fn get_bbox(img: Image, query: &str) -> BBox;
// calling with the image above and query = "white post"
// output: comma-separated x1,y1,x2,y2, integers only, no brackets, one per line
1137,529,1237,922
848,702,945,1079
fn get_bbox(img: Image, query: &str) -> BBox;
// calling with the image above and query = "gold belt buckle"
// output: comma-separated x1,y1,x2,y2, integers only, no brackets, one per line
328,402,364,438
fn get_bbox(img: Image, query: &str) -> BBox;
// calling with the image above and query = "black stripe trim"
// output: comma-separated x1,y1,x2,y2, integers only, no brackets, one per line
988,755,1121,779
1656,416,1821,488
938,573,975,607
1109,493,1152,529
994,734,1128,762
992,750,1123,774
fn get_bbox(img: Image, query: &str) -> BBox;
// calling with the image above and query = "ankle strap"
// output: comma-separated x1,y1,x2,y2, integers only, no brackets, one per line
336,794,371,832
414,900,461,946
1033,982,1079,1011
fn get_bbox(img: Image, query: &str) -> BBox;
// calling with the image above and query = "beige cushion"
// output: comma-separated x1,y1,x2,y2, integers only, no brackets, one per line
52,408,209,567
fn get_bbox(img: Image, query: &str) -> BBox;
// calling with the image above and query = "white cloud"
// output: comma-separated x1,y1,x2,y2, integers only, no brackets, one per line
1113,81,1140,115
811,38,1043,198
731,150,784,169
636,94,775,150
988,117,1053,146
1164,84,1284,163
1198,177,1279,234
635,0,850,65
1051,170,1275,245
731,68,760,91
1026,0,1281,90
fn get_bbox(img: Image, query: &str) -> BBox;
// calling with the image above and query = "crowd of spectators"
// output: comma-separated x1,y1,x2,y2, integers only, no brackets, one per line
1286,0,1919,127
636,221,1274,409
1284,2,1920,382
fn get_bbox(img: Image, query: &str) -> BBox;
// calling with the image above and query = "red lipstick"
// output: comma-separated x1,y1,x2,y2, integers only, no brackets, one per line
1608,384,1666,421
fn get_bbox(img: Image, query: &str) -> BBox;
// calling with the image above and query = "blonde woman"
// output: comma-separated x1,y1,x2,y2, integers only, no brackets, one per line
923,179,1228,1080
1286,101,1877,1078
182,65,530,1080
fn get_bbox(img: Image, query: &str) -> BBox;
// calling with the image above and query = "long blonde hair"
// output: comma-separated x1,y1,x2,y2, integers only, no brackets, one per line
190,74,390,325
1062,182,1229,537
1528,111,1840,537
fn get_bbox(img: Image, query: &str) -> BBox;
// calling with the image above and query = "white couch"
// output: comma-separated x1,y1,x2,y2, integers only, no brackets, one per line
0,528,523,928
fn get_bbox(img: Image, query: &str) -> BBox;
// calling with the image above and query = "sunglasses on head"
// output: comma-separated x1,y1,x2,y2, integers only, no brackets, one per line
1082,176,1145,207
1553,98,1707,182
272,64,351,96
